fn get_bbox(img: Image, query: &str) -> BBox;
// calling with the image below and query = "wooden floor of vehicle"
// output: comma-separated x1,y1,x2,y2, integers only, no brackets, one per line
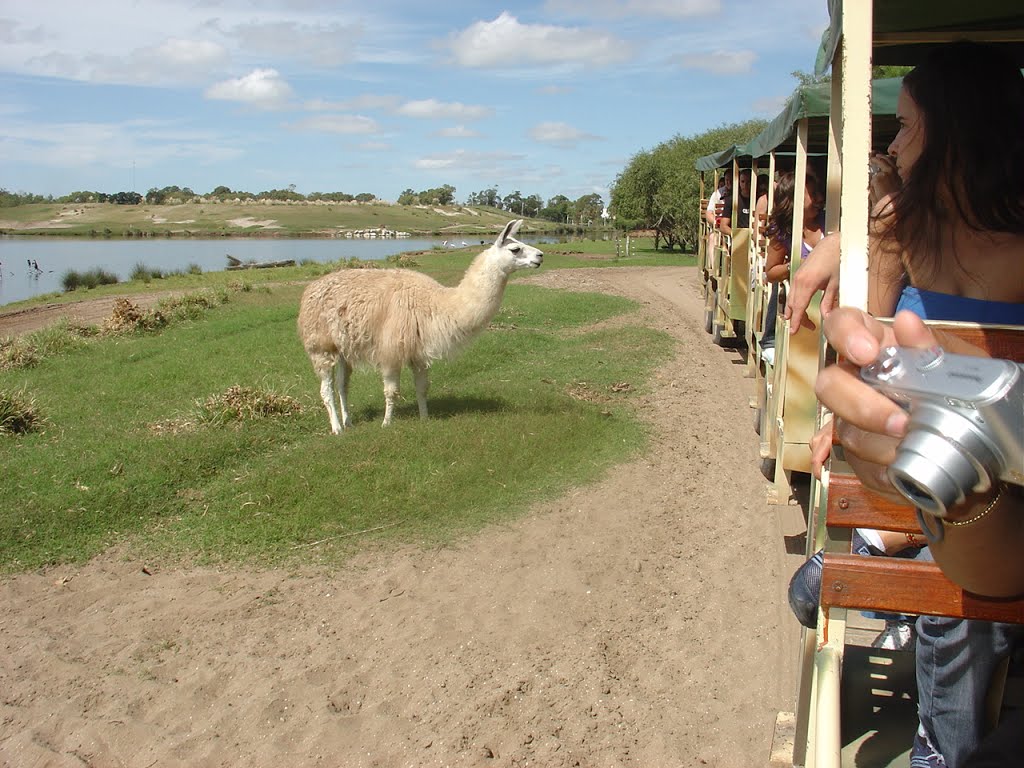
839,633,916,767
775,617,1024,767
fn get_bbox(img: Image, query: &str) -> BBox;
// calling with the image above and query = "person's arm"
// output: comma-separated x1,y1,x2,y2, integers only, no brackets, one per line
705,191,720,226
764,240,789,283
753,195,767,240
783,231,841,331
816,308,1024,597
867,232,904,317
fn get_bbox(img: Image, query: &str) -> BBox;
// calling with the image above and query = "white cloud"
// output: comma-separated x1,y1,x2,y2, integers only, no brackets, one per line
305,94,401,112
674,50,757,75
205,69,294,110
397,99,493,120
413,148,525,172
446,12,630,69
19,36,230,86
0,18,47,44
538,85,573,96
154,38,227,68
436,125,481,139
0,118,242,169
544,0,721,19
220,20,364,68
292,114,380,134
529,121,601,148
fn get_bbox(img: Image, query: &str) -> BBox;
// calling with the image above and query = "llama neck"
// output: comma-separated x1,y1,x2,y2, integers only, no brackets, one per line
449,250,509,332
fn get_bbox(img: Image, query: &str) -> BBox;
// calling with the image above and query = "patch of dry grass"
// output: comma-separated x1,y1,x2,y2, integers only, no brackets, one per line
102,297,168,334
0,388,45,435
1,320,98,370
150,384,303,434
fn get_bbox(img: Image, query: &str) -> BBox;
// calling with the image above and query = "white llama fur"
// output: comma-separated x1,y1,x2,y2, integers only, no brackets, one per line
298,219,543,433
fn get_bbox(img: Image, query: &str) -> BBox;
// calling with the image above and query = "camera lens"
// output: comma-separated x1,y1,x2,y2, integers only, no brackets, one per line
888,430,982,518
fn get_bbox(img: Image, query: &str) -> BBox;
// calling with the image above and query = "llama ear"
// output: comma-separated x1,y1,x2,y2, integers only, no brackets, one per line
498,219,522,244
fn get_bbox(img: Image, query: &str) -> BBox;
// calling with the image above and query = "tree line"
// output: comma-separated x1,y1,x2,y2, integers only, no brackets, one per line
608,119,768,252
0,184,608,226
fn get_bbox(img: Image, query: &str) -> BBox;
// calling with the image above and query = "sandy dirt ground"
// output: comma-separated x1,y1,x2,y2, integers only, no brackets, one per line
0,266,806,768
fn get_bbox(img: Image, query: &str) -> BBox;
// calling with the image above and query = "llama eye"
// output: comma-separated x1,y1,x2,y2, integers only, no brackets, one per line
510,246,521,253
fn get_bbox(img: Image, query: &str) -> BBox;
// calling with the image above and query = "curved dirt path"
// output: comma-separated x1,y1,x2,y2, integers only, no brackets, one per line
0,293,172,338
0,266,801,767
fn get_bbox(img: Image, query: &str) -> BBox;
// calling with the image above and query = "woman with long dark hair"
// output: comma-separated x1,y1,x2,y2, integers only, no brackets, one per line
788,41,1024,767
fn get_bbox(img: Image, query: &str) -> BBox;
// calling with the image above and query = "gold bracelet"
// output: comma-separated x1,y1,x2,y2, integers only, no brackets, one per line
945,486,1003,528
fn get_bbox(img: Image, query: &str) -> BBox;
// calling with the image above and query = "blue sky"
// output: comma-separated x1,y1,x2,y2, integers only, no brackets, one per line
0,0,829,205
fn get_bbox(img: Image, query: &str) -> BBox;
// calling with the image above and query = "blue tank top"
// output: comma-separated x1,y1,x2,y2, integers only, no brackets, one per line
896,285,1024,324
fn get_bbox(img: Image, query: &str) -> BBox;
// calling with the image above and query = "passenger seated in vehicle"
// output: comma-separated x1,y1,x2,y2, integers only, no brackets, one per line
787,41,1024,767
758,170,825,366
718,168,751,235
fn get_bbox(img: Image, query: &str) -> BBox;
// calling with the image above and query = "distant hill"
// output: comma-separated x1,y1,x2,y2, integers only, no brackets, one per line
0,201,570,238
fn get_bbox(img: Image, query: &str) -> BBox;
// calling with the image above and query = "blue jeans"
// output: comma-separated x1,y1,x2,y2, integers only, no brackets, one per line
914,545,1024,766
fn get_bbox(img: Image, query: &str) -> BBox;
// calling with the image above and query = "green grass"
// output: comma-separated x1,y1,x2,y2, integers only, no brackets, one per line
0,275,674,572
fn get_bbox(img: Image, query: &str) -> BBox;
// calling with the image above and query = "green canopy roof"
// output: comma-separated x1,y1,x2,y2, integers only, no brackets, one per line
694,77,902,171
816,0,1024,76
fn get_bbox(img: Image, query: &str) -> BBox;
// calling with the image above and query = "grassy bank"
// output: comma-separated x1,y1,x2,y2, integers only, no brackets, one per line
0,253,683,573
0,236,694,313
0,201,575,238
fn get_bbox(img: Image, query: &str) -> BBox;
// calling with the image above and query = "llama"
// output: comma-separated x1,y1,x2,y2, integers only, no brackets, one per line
298,219,543,433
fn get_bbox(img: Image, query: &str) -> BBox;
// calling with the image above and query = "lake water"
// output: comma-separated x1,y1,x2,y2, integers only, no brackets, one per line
0,235,548,308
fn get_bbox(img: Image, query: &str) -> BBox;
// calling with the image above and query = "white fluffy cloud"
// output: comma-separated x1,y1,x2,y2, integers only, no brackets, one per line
305,94,401,112
436,125,481,139
205,69,294,110
222,20,364,68
529,121,601,148
397,99,493,120
446,12,630,69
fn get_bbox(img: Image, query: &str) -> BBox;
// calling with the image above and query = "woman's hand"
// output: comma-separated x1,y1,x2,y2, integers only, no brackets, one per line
809,418,834,480
815,309,938,494
868,154,901,208
784,232,841,332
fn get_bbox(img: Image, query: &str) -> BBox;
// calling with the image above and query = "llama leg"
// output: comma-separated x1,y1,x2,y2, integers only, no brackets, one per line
381,367,401,427
311,353,343,434
336,360,353,429
413,364,429,419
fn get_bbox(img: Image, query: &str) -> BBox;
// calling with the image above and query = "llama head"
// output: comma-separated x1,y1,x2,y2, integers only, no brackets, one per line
489,219,543,274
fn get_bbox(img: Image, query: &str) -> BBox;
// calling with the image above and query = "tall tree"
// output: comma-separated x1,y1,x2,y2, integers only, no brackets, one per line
610,119,766,251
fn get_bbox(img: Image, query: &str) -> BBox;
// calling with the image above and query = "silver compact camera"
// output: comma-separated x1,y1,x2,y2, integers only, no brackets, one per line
860,346,1024,518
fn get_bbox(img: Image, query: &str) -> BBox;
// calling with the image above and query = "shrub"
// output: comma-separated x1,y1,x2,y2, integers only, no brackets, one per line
102,298,167,334
0,336,39,370
1,320,97,370
62,268,119,292
0,388,45,435
131,262,164,282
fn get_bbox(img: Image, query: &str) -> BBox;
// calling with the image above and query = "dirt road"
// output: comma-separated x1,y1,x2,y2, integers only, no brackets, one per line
0,266,803,767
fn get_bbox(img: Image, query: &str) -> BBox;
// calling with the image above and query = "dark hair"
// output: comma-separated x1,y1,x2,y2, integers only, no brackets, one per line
877,41,1024,279
765,171,822,247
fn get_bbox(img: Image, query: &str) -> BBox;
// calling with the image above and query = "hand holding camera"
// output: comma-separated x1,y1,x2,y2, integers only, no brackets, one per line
861,346,1024,518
